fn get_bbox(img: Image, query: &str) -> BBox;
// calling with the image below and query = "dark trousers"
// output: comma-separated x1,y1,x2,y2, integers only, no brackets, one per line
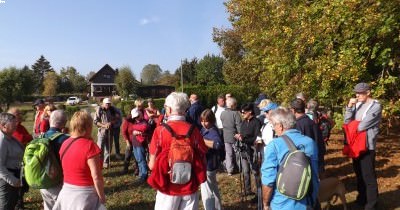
0,179,19,210
113,127,121,155
352,150,378,210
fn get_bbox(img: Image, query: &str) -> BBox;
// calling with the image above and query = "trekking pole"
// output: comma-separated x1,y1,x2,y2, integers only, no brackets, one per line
238,153,244,202
108,129,111,169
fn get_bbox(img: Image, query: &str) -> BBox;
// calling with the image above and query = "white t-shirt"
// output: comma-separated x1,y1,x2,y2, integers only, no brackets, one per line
212,105,226,129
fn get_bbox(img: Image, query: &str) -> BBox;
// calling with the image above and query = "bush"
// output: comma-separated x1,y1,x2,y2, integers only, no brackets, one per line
65,106,81,118
183,84,260,108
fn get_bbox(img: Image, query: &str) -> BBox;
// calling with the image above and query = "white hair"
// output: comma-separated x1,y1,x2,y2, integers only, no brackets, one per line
269,107,296,129
226,97,237,109
49,110,67,128
165,92,190,115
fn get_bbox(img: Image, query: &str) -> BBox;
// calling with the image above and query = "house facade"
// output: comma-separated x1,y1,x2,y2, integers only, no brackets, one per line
88,64,118,98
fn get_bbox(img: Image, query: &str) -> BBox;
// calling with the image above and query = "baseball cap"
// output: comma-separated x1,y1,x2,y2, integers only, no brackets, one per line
353,83,370,93
261,102,278,112
103,98,111,104
33,99,45,106
131,108,140,119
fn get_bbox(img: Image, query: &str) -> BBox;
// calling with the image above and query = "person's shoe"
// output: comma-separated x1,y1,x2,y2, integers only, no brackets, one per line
115,154,124,160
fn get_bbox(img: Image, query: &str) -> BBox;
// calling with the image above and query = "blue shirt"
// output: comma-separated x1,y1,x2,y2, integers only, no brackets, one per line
44,127,70,163
200,126,223,171
261,129,319,210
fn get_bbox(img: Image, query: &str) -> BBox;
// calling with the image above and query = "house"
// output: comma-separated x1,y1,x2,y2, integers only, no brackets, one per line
89,64,175,99
88,64,118,98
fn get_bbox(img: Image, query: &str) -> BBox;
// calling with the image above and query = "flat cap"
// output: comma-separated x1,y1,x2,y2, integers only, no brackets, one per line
353,83,370,92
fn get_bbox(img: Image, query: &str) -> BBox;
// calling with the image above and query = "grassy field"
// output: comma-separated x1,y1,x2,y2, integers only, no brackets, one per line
13,103,400,210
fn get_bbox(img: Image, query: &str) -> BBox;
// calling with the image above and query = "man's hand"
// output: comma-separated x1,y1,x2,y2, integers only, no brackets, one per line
348,98,357,107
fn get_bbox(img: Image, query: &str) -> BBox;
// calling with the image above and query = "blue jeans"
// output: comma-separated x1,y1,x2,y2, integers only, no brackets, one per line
132,146,148,180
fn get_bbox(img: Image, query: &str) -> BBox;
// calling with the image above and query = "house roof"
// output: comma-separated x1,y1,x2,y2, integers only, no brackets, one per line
88,64,117,83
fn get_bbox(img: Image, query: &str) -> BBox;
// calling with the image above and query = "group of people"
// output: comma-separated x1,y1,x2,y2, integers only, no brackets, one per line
0,81,382,210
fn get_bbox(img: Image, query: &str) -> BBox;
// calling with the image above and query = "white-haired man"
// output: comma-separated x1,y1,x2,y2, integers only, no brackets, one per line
148,92,208,210
94,98,114,168
261,108,319,210
220,97,241,175
40,110,69,210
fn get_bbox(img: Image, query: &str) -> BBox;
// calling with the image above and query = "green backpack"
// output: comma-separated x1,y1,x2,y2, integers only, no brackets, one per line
23,132,64,189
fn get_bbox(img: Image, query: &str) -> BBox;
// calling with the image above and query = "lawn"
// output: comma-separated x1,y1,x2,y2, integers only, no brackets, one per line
13,103,400,210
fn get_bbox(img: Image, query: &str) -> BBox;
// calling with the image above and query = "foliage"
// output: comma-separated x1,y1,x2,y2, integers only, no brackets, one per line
157,70,179,86
42,72,59,96
64,106,81,118
86,71,96,81
215,0,400,105
115,66,139,99
140,64,162,85
0,67,35,109
195,54,225,85
174,58,198,85
59,66,87,93
31,55,54,93
183,84,260,108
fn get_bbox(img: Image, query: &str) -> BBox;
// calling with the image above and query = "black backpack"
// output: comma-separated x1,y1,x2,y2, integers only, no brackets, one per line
276,135,312,200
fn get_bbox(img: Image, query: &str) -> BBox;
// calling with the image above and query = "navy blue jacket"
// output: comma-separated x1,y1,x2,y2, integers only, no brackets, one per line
186,101,204,129
201,126,223,171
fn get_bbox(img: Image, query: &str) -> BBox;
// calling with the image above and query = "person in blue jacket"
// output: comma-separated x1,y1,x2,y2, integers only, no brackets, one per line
261,107,319,210
200,109,224,210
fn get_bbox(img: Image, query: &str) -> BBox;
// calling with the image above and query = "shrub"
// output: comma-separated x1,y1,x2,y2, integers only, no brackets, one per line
65,106,81,118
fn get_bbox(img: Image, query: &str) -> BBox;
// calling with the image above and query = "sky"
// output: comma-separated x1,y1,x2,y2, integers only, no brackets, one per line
0,0,231,78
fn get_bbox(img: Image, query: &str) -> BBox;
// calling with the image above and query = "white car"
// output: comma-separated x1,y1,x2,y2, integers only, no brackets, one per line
66,96,80,105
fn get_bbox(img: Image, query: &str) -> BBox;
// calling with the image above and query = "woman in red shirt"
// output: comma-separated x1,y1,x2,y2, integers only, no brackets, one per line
39,104,56,134
53,110,105,209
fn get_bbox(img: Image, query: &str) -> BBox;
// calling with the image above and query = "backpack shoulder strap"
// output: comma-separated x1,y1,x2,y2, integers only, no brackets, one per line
49,132,64,141
185,124,196,138
281,135,297,152
60,137,81,161
161,123,176,138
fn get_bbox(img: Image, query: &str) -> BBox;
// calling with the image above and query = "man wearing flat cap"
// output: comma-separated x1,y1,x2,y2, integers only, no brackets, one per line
344,82,382,210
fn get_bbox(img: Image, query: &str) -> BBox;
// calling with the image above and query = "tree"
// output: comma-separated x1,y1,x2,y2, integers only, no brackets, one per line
19,65,35,98
214,0,400,104
43,71,59,96
195,54,225,85
86,71,96,81
0,67,29,109
174,58,198,86
31,55,54,93
59,66,87,93
157,70,179,86
115,66,139,99
140,64,162,85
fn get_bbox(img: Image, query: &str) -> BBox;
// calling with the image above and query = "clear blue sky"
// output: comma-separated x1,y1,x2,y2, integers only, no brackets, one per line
0,0,230,78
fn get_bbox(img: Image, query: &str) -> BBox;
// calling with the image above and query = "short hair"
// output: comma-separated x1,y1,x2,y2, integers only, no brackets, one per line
296,92,306,101
0,113,16,126
307,99,319,113
291,98,306,113
226,97,237,109
217,94,225,100
69,110,93,137
7,107,20,116
241,103,255,115
269,107,296,130
200,109,216,124
165,92,190,115
50,110,67,128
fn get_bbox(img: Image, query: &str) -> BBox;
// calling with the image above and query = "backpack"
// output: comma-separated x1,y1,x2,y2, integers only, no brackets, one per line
23,132,64,189
276,135,312,200
162,123,196,185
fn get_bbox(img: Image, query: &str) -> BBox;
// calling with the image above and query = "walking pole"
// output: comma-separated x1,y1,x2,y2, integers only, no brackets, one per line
108,129,111,169
238,152,244,202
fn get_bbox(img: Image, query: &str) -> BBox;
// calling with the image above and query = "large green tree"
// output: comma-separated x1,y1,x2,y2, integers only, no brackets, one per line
59,66,87,93
115,66,139,99
214,0,400,104
31,55,54,92
43,71,59,96
0,67,32,109
174,58,198,86
157,70,179,86
140,64,162,85
195,54,225,85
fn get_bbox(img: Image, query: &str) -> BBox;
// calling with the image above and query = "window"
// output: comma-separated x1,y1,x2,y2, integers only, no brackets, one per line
103,74,111,79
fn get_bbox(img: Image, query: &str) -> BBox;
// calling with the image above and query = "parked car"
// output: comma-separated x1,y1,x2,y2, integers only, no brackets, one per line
66,96,80,105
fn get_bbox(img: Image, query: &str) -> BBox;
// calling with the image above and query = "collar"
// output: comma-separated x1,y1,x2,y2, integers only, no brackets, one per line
282,129,301,135
167,115,186,122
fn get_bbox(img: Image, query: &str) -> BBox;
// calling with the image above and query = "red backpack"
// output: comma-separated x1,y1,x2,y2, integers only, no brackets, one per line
162,123,196,184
